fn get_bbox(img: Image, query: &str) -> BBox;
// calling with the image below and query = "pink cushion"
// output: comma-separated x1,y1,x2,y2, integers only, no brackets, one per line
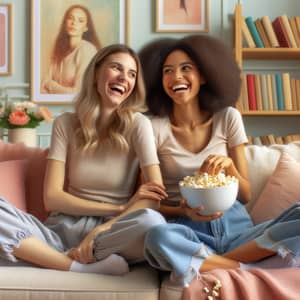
0,160,27,211
0,140,49,221
250,151,300,224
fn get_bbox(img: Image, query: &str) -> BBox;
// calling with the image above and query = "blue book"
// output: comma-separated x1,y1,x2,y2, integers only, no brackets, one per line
275,74,284,111
245,16,264,48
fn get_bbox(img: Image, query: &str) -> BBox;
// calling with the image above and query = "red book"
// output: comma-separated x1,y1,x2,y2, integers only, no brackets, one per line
246,74,257,110
272,17,290,47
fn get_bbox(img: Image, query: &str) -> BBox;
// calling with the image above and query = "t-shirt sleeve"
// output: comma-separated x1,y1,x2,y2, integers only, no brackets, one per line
47,114,72,162
226,107,248,148
131,113,160,167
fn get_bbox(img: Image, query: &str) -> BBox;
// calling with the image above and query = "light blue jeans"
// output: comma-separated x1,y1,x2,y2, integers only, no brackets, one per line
144,202,300,283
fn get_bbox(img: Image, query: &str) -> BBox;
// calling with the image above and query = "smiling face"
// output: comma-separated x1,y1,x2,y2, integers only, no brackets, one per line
95,52,138,110
65,7,88,37
162,50,206,107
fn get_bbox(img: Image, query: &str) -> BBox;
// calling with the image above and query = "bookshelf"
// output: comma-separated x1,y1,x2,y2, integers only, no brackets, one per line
234,3,300,116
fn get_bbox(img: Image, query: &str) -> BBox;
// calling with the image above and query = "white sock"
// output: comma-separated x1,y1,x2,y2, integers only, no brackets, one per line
70,254,129,275
239,262,253,269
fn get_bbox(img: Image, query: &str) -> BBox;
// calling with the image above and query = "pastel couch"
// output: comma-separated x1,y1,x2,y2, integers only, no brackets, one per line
0,140,300,300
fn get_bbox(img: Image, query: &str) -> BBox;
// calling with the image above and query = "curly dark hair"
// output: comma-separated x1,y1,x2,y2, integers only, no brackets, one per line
138,35,241,117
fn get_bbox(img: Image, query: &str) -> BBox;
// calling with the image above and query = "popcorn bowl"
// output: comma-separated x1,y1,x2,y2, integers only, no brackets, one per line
179,174,239,215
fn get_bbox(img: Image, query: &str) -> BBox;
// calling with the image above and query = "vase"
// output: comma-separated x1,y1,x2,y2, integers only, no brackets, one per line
8,128,37,147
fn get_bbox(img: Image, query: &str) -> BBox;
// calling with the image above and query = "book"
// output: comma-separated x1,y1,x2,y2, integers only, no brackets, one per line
266,74,274,111
275,136,284,144
289,17,300,47
246,74,257,110
255,18,271,47
275,73,284,110
241,17,256,48
241,73,249,111
267,134,276,144
282,73,293,110
295,79,300,111
296,16,300,36
281,14,298,48
260,74,269,110
271,74,278,110
260,135,270,146
254,74,263,110
290,78,298,110
272,17,290,47
261,15,280,47
247,135,253,145
253,136,263,146
245,16,264,48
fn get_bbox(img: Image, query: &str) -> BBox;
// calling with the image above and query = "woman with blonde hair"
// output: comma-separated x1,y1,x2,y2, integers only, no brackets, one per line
41,4,101,94
0,44,167,275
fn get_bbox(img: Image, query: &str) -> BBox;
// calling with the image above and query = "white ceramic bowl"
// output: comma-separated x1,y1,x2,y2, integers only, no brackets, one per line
179,181,239,215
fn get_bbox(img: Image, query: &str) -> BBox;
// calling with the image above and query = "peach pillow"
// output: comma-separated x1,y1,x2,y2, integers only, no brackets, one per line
0,160,27,211
250,151,300,224
0,140,49,221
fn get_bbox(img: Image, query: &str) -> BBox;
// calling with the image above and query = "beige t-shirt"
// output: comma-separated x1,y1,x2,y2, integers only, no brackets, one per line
151,107,248,203
48,112,159,205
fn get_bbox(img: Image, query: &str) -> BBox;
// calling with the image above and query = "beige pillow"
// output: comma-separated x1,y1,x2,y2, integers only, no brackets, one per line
250,151,300,224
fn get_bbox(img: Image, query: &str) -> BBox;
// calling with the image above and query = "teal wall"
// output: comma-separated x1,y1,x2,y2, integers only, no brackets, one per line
1,0,300,137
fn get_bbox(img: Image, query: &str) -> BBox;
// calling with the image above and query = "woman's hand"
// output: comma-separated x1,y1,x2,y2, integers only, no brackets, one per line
127,182,168,208
180,199,223,221
199,154,233,175
68,224,110,264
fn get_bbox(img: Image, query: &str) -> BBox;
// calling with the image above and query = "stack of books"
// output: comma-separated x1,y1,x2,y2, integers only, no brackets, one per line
247,134,300,145
242,14,300,48
239,72,300,112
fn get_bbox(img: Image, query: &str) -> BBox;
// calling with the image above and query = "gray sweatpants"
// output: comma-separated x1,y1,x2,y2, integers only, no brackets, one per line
0,198,166,265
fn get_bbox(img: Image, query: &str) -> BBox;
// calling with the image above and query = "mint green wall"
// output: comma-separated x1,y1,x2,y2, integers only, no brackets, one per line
1,0,300,137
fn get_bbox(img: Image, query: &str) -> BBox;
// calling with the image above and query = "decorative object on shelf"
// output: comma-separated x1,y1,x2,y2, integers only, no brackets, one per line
155,0,209,33
0,3,13,76
0,101,52,147
31,0,129,104
7,128,37,147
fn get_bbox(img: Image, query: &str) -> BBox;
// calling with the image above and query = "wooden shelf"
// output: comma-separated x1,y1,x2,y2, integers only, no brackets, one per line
241,110,300,116
242,48,300,60
234,3,300,116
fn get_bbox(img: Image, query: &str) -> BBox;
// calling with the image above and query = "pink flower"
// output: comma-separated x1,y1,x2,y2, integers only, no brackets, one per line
8,111,30,126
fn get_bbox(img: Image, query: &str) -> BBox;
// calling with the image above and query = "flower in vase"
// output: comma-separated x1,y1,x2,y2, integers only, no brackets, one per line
0,101,52,129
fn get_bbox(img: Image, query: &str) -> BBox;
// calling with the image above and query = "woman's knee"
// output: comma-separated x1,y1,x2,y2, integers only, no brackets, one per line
145,223,170,249
141,208,166,229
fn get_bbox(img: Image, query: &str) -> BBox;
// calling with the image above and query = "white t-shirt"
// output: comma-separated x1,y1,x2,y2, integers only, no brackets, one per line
151,107,248,203
48,112,159,204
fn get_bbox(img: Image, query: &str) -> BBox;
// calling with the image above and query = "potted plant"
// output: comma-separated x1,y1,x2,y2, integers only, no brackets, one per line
0,101,52,147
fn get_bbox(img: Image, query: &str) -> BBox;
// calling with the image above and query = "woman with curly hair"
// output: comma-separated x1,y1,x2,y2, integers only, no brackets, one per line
139,35,300,286
41,5,101,94
0,44,167,275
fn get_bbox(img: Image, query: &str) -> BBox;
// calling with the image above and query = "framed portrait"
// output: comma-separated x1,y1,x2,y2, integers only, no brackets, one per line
155,0,209,33
0,4,13,76
31,0,129,104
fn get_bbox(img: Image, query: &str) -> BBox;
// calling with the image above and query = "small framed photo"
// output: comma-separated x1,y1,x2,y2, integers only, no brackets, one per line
156,0,209,33
0,4,13,76
31,0,129,104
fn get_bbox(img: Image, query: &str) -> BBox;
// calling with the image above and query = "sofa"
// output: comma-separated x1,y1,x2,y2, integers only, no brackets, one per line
0,139,300,300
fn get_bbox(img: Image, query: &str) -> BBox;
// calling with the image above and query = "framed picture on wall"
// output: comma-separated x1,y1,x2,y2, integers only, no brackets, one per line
155,0,209,33
31,0,129,104
0,4,13,76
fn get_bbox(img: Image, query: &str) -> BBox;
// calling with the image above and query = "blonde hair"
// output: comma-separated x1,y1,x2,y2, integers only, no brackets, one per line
74,44,146,152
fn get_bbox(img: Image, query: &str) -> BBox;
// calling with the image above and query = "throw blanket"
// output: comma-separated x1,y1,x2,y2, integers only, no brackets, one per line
183,268,300,300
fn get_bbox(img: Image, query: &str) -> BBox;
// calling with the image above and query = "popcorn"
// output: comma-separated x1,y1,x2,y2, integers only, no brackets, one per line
179,172,238,189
